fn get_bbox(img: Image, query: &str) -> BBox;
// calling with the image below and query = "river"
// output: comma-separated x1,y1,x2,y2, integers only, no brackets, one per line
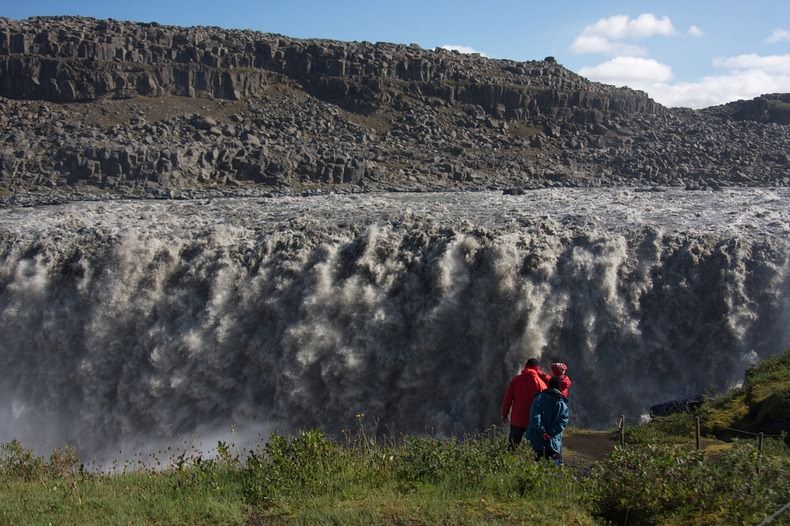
0,188,788,458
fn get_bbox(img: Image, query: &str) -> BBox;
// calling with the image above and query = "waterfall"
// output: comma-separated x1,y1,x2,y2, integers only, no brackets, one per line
0,190,787,458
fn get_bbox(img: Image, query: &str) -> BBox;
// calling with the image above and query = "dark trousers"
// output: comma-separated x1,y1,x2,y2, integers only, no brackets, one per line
508,425,527,451
533,442,563,466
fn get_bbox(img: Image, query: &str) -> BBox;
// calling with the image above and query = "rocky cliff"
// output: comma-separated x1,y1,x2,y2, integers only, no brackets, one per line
0,16,787,200
703,93,790,125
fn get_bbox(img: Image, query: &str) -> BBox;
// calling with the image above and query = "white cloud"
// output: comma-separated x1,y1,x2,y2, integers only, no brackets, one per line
579,57,673,84
440,44,487,57
713,53,790,74
572,15,789,108
647,70,790,108
767,29,790,43
578,53,790,108
572,13,676,56
571,35,647,56
582,14,675,40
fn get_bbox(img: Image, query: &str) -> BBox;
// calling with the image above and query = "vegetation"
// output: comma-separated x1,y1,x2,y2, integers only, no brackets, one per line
2,428,787,525
2,351,788,525
589,440,789,526
1,431,592,525
622,350,790,447
702,349,790,438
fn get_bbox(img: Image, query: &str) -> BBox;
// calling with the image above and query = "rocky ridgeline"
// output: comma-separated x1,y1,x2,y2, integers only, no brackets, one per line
0,16,657,119
0,16,788,201
702,93,790,125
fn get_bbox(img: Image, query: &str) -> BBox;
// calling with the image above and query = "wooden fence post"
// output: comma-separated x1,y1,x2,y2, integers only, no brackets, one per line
619,415,625,446
695,416,701,450
757,432,765,474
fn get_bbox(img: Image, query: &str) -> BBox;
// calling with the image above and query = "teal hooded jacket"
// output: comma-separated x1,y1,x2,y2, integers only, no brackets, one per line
527,388,570,455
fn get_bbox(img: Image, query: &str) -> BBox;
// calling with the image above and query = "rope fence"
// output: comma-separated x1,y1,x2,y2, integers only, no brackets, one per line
491,415,786,523
723,427,783,438
613,414,787,473
489,413,784,451
756,502,790,526
615,414,785,444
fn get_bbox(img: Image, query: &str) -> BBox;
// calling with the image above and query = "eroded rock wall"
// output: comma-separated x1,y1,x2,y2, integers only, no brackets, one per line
0,16,660,120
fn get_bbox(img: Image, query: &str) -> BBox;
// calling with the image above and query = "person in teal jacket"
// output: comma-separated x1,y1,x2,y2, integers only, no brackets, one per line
527,376,570,462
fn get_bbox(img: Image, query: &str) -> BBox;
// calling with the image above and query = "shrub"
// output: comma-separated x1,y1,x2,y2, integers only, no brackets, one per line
391,433,580,503
511,455,580,501
392,434,526,491
700,441,790,525
588,441,790,525
242,429,358,506
624,413,696,445
589,444,709,525
0,440,46,481
47,445,80,478
0,440,79,481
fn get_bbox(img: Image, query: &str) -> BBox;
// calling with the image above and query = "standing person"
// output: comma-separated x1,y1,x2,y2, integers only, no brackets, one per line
527,376,570,464
501,358,548,450
550,362,572,399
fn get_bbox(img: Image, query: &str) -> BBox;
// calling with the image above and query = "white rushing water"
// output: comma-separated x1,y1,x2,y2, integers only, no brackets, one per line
0,188,788,459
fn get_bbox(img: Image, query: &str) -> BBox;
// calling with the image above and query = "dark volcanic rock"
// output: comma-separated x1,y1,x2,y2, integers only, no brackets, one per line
0,16,660,118
703,94,790,125
0,16,787,199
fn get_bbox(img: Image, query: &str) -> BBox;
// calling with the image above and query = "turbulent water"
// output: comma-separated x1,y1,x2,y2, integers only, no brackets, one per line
0,189,788,459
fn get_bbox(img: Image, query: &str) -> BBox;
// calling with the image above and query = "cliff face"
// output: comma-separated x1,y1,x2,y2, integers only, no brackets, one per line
0,16,659,120
0,16,787,200
703,94,790,125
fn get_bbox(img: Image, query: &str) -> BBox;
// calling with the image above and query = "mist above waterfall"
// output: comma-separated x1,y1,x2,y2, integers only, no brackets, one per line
0,189,787,458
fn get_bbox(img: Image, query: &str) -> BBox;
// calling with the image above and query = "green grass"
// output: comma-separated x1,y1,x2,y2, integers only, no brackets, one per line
1,462,248,525
702,349,790,438
624,350,790,447
2,350,788,525
240,430,592,525
589,440,790,526
3,429,788,526
0,433,593,526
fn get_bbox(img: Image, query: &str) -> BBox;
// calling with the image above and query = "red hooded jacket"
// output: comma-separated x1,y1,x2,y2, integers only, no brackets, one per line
550,363,572,398
501,366,548,427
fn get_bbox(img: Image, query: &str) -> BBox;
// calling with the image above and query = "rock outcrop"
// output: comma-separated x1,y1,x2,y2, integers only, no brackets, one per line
0,16,659,119
703,94,790,125
0,16,787,200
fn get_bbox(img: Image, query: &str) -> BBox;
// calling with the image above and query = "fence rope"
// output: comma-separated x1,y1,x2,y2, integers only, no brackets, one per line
617,418,783,436
723,427,783,438
756,502,790,526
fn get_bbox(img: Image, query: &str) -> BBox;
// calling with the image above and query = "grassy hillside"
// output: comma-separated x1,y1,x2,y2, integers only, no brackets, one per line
703,349,790,438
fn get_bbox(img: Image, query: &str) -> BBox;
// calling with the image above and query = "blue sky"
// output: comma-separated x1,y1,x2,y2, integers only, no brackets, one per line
3,1,789,108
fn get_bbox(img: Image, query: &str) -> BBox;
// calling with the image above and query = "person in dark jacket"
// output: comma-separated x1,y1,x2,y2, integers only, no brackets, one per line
527,376,570,463
501,358,547,450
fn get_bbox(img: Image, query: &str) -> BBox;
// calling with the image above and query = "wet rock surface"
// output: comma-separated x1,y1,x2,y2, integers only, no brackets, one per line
0,16,788,202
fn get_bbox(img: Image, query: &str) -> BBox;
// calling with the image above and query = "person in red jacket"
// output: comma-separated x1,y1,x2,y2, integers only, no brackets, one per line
501,358,548,450
550,362,572,399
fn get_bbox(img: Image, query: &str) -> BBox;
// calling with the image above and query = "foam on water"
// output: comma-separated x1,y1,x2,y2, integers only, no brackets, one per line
0,188,788,458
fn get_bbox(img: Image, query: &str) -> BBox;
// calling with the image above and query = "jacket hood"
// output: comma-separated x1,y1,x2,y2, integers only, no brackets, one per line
544,388,567,401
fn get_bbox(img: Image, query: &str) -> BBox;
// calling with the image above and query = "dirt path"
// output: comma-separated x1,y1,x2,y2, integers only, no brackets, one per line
562,430,618,471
